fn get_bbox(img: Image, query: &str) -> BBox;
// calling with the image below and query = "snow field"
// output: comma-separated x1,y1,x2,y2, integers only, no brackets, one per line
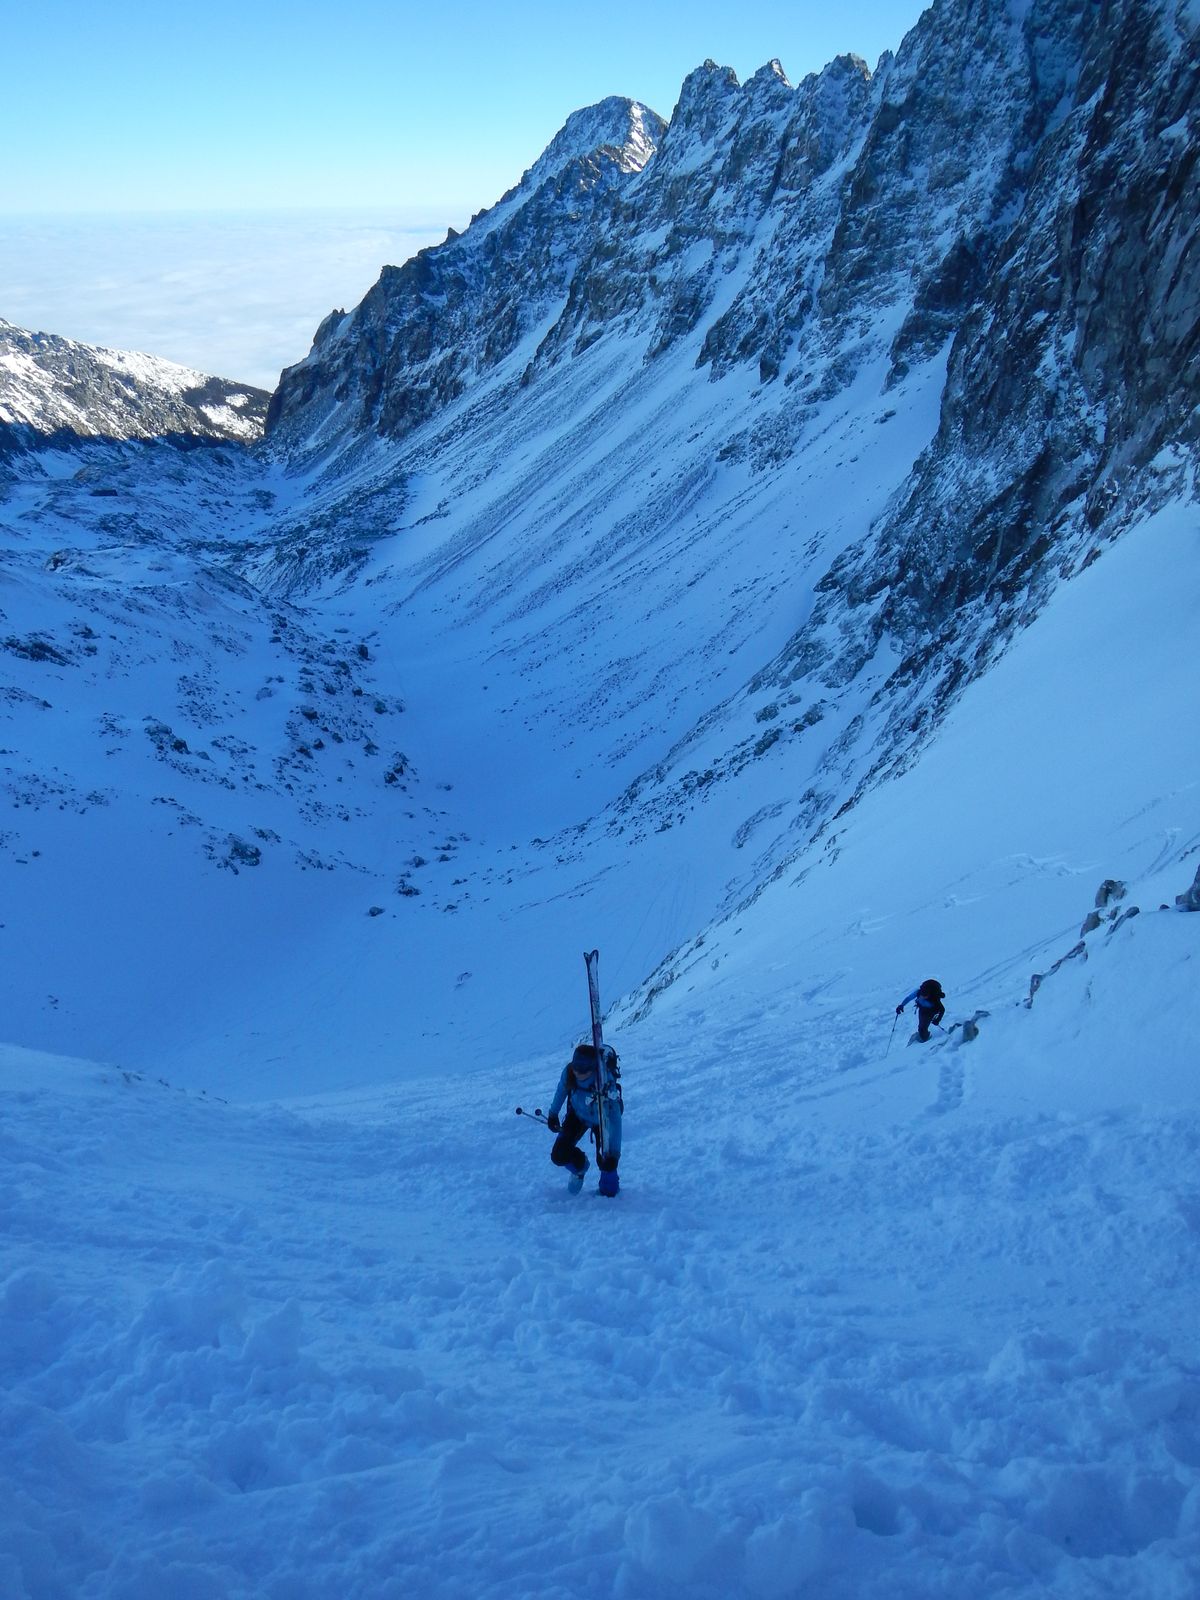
2,440,1198,1597
3,881,1198,1600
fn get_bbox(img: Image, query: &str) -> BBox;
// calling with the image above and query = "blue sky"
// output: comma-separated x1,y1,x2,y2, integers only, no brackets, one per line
5,0,928,216
2,1,928,384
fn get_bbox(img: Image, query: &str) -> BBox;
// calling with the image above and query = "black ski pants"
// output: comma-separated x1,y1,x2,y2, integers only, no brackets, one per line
551,1108,619,1174
916,1005,945,1042
550,1108,591,1177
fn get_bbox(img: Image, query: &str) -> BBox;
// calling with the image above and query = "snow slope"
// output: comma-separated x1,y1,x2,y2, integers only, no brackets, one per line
620,499,1200,1053
2,481,1197,1600
0,3,1197,1589
0,302,951,1096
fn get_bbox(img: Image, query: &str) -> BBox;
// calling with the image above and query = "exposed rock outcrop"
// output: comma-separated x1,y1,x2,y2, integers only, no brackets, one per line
264,98,666,450
0,320,269,445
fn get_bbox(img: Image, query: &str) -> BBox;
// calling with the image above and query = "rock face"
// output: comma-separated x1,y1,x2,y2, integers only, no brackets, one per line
270,0,1199,496
264,97,666,450
265,0,1199,852
0,320,269,446
863,0,1200,641
728,0,1200,836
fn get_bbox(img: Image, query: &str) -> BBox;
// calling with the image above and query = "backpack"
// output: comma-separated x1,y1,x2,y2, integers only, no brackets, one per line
917,979,944,1004
570,1043,622,1112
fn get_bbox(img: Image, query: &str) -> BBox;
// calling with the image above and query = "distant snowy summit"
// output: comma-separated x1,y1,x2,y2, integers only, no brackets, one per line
0,319,269,445
265,95,668,446
509,96,665,194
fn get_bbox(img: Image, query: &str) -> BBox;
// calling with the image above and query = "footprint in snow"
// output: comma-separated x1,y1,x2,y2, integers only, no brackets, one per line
928,1058,966,1116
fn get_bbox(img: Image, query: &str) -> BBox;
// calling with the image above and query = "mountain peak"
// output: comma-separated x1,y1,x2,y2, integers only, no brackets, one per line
520,95,667,190
681,58,742,100
455,95,666,238
749,57,793,90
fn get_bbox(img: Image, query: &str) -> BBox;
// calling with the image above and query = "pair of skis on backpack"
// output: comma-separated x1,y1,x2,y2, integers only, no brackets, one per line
580,948,622,1195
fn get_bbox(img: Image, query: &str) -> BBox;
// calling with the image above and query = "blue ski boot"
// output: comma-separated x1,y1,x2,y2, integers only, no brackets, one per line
567,1158,588,1195
598,1169,619,1198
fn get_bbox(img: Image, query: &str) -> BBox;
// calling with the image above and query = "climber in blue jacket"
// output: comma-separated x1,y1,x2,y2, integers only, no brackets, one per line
896,978,946,1042
546,1043,622,1196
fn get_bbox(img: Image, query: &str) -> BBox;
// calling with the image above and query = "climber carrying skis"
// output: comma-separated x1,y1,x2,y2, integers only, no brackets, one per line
546,1042,622,1197
896,978,946,1043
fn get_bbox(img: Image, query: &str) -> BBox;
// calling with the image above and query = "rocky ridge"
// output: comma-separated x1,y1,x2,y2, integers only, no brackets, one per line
264,97,666,452
0,319,269,448
265,0,1199,877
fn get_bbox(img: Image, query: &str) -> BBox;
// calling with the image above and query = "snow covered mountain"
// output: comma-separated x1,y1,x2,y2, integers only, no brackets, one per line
0,0,1195,1088
1,2,1199,1587
257,0,1198,1046
0,318,268,447
263,95,667,449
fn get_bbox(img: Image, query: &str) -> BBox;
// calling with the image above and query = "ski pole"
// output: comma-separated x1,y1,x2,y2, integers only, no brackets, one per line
515,1106,550,1126
886,1013,900,1055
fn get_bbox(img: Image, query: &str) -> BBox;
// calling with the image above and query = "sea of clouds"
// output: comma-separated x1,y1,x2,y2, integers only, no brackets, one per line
0,210,456,391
